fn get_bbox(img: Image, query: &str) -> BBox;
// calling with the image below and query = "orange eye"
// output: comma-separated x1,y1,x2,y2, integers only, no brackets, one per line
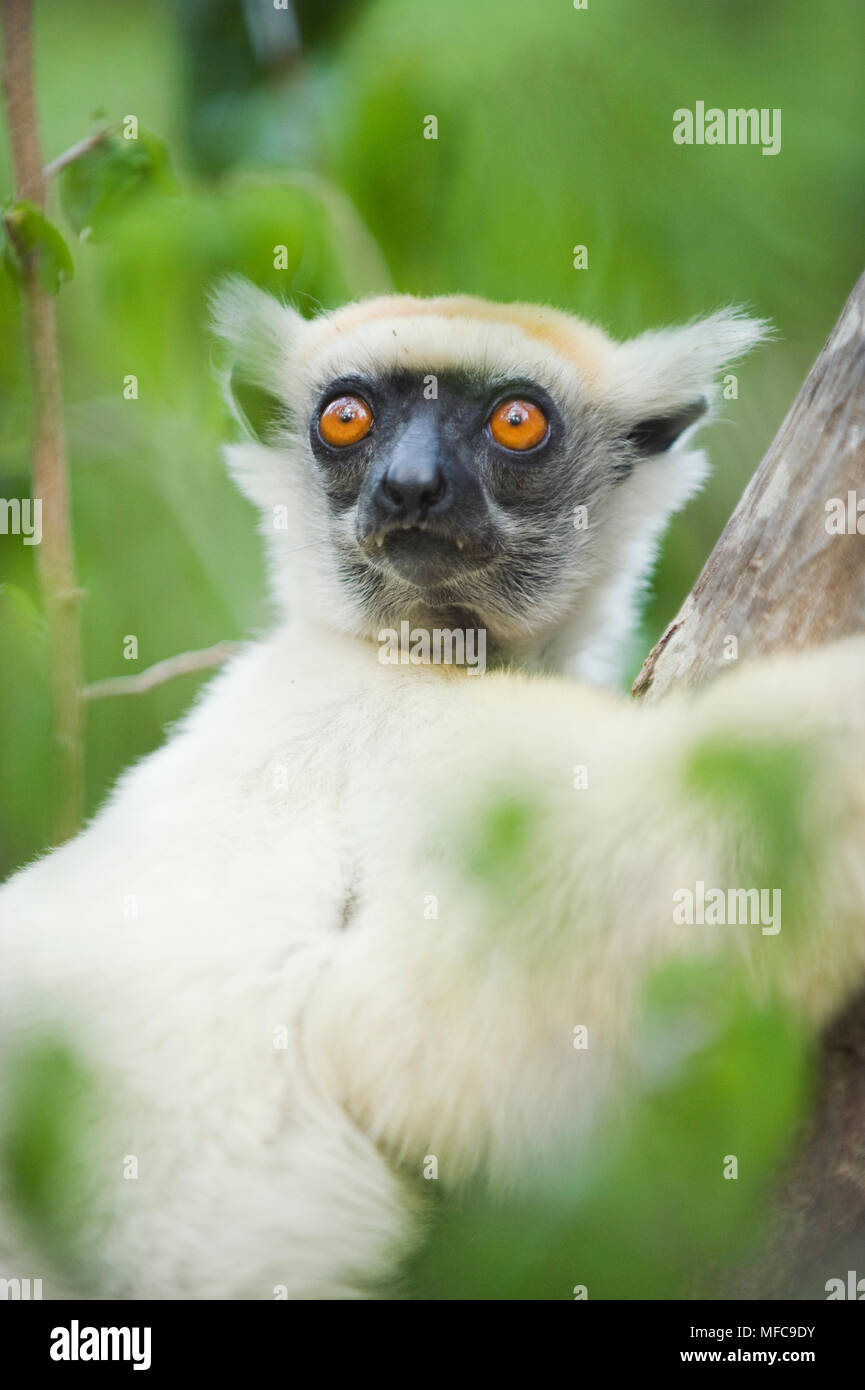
488,398,548,451
319,395,373,447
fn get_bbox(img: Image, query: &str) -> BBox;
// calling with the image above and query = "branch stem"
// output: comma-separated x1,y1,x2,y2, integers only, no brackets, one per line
2,0,84,843
43,126,107,181
84,643,240,701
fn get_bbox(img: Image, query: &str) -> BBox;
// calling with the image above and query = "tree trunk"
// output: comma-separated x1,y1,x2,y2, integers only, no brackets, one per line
634,270,865,702
634,268,865,1297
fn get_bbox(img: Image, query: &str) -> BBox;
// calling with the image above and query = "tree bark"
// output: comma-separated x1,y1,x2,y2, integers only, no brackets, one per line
634,268,865,1297
634,268,865,702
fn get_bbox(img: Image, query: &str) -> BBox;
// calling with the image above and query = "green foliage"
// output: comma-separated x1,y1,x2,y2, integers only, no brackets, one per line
462,790,540,896
0,1036,98,1275
1,201,74,293
59,127,177,241
407,960,810,1299
685,734,823,938
0,585,49,865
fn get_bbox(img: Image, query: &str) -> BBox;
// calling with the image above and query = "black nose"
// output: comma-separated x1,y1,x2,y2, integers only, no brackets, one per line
379,454,447,524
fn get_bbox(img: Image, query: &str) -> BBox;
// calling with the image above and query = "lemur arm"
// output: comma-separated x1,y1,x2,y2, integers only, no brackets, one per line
306,640,865,1180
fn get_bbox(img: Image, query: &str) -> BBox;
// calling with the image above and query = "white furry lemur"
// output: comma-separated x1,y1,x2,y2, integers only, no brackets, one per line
2,281,865,1299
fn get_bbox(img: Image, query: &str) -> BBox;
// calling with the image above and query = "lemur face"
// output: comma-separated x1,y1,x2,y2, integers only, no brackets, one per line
307,366,608,628
213,282,765,671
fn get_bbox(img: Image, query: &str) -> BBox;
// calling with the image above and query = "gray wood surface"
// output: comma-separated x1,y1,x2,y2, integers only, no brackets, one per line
634,269,865,701
635,269,865,1296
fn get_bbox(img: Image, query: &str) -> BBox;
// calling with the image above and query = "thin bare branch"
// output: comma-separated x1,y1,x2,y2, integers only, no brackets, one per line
84,642,241,701
43,126,108,180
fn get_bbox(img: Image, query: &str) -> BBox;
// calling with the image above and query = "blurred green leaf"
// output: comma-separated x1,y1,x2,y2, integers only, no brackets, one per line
0,582,44,650
463,790,539,891
1,201,74,294
0,584,50,866
59,128,177,242
685,735,822,940
0,1035,97,1274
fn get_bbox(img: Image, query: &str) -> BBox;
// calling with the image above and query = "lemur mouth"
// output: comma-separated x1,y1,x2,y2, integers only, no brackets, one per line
361,523,498,587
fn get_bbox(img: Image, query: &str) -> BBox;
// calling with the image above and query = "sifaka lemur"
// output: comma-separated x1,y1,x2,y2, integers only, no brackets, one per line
1,280,864,1298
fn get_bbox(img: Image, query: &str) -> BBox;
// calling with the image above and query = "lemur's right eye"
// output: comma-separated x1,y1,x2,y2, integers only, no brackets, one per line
318,395,373,447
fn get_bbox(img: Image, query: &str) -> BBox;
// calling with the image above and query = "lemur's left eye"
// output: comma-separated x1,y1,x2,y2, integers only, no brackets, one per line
318,395,373,447
487,399,549,451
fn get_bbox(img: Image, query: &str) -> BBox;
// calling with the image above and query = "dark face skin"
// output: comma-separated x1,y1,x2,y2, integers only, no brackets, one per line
305,368,704,644
309,369,596,613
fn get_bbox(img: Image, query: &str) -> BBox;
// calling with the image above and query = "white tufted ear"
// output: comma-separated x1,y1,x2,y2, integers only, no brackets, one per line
608,308,771,455
562,309,769,686
209,277,306,442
